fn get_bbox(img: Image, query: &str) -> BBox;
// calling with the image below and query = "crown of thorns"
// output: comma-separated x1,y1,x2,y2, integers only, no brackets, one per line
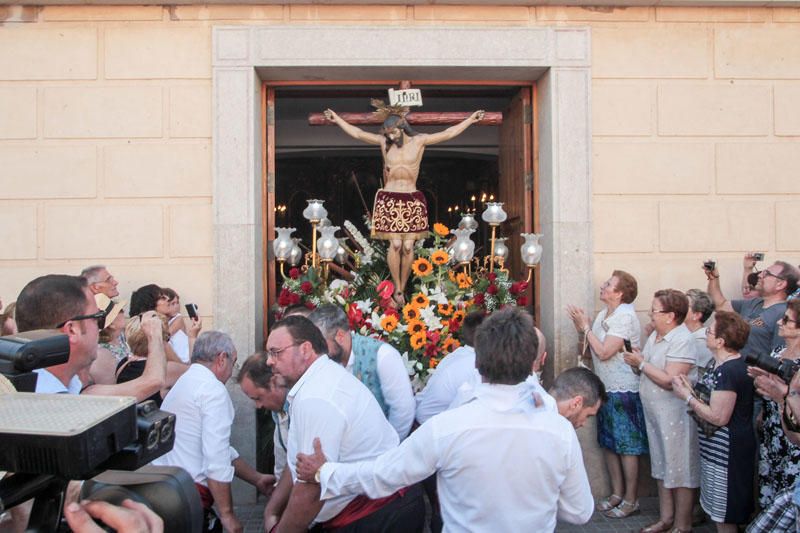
371,99,409,122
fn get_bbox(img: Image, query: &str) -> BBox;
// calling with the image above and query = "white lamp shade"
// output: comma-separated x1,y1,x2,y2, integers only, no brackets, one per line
302,199,327,222
451,228,476,264
520,233,543,267
481,202,507,225
273,227,296,261
317,226,340,261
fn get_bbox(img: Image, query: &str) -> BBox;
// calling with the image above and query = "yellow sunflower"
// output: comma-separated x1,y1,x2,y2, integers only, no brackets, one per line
430,249,450,266
452,309,466,323
456,272,473,289
433,223,450,237
411,292,429,309
410,331,426,350
443,337,461,353
437,303,454,317
448,270,457,282
402,304,420,322
411,257,433,277
406,319,426,335
380,314,399,333
429,357,441,369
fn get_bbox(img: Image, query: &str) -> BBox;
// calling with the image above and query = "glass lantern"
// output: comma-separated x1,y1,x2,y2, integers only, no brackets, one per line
520,233,543,267
273,227,296,262
302,199,327,223
481,202,507,226
317,226,340,262
451,228,476,264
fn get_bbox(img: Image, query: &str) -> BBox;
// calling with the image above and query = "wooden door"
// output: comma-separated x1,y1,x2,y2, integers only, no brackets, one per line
263,87,277,332
497,87,534,282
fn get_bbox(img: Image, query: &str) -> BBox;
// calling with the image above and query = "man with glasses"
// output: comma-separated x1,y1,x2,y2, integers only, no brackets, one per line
80,265,120,299
705,257,800,360
263,315,424,533
15,275,104,394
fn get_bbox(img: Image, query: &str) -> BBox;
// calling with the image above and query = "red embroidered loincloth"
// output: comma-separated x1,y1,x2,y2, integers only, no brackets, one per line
371,189,429,241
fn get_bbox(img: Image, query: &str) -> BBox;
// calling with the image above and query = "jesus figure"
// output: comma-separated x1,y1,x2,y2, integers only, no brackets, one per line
323,106,485,305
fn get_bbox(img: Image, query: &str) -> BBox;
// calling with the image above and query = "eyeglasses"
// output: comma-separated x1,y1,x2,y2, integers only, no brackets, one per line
265,342,301,360
649,309,668,315
763,270,786,281
56,310,107,329
781,315,797,326
706,329,716,338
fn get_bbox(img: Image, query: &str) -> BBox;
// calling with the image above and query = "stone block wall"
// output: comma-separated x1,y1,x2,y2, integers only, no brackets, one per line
1,3,799,333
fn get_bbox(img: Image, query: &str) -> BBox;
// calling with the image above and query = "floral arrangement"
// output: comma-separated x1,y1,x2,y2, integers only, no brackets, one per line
273,220,530,387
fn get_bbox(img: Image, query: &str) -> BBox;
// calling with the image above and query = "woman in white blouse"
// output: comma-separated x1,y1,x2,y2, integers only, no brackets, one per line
568,270,647,519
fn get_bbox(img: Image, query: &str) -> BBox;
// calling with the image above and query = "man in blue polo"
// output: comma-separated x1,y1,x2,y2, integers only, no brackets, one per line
309,304,414,439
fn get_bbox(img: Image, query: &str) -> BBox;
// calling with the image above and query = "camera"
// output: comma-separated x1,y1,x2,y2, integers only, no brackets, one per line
703,260,716,272
0,331,200,532
745,352,800,385
753,252,765,261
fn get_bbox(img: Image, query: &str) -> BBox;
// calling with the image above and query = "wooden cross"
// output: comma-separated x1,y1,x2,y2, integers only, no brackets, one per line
308,80,502,126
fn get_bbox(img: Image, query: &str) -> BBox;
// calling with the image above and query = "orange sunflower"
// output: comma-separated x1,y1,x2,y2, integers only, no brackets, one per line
429,357,441,369
433,223,450,238
380,314,399,333
443,337,461,353
437,303,454,317
448,270,457,282
410,331,426,350
456,272,473,289
402,304,420,322
430,249,450,266
411,257,433,277
411,292,429,309
452,309,466,323
406,319,426,335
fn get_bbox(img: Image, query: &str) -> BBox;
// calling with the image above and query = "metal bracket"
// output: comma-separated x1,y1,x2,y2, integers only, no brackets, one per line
267,172,275,193
524,171,533,191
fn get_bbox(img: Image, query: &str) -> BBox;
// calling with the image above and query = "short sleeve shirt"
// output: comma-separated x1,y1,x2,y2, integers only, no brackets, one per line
732,298,786,358
591,306,642,393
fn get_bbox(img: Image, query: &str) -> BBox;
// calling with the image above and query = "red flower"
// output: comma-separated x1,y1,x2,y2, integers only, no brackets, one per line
384,307,400,318
376,280,395,300
300,281,313,295
448,318,462,332
473,293,485,306
487,284,498,295
510,282,522,295
487,272,497,282
289,292,300,305
426,330,441,344
517,296,528,306
278,288,293,306
425,343,441,357
305,301,316,310
347,305,365,330
289,268,300,280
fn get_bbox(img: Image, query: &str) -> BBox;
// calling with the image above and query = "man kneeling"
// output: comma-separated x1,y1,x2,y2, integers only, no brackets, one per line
296,307,594,532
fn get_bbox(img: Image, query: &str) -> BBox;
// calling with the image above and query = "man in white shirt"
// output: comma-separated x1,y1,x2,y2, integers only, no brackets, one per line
296,307,594,533
15,275,104,394
153,331,273,533
414,311,484,425
237,352,290,482
309,305,415,439
263,315,424,533
550,366,607,429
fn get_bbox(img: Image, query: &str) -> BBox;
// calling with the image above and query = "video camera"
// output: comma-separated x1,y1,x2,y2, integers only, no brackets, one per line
745,351,800,385
0,331,201,532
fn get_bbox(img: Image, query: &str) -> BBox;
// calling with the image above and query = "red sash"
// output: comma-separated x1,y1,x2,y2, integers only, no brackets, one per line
322,487,408,529
195,483,214,510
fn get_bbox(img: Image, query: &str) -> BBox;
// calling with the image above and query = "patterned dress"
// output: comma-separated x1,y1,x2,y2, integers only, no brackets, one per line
758,347,800,508
696,357,755,525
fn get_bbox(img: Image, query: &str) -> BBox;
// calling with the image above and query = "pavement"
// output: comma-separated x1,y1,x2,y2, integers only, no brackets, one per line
234,496,718,532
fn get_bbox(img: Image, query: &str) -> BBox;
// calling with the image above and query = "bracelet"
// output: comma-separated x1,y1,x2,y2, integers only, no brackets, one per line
686,394,695,407
638,361,646,372
583,327,591,336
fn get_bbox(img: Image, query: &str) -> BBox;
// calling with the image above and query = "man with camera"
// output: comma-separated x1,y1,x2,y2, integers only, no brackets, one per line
705,255,799,359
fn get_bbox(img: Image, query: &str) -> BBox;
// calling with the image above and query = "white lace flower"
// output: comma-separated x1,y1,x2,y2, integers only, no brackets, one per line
419,305,443,330
354,299,372,314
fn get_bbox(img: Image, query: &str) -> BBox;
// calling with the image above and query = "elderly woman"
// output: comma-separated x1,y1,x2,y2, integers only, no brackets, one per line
624,289,699,533
748,298,800,509
686,289,715,370
568,270,646,518
88,294,132,386
673,311,755,533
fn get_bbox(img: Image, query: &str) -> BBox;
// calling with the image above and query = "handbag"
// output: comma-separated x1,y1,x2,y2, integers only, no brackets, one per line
688,360,721,438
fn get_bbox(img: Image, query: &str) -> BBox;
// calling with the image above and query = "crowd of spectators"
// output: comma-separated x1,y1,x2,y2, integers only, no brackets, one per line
2,252,800,533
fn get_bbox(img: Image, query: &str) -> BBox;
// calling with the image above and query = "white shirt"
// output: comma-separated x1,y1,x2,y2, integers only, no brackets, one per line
34,369,82,394
450,370,557,413
591,304,641,392
168,322,191,363
273,410,289,481
319,381,594,532
415,345,477,424
287,355,398,523
153,364,238,485
691,326,713,370
345,337,415,439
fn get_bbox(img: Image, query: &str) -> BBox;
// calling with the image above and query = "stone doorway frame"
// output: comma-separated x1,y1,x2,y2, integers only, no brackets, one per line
211,24,593,498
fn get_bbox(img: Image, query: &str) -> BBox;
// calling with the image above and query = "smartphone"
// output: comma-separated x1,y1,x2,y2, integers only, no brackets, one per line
623,339,632,352
185,303,199,320
753,252,765,261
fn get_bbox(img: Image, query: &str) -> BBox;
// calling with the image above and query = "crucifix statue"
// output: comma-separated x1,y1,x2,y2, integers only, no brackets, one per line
320,91,486,305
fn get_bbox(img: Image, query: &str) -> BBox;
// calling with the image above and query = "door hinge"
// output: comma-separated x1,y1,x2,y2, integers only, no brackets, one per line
267,172,275,193
523,104,533,125
524,171,534,191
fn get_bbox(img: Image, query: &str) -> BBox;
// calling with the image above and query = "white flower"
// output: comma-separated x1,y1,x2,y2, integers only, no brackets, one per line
400,351,416,376
419,305,443,330
428,287,449,305
329,279,348,292
354,299,372,314
371,310,384,331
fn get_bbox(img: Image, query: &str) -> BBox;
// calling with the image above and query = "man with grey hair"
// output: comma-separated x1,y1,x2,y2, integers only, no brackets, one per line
308,304,414,439
154,331,273,533
80,265,119,299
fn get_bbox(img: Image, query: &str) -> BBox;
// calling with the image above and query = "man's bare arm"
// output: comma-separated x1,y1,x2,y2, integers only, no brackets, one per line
264,469,293,531
275,481,323,533
324,109,383,145
207,479,242,533
704,263,733,312
422,110,484,146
